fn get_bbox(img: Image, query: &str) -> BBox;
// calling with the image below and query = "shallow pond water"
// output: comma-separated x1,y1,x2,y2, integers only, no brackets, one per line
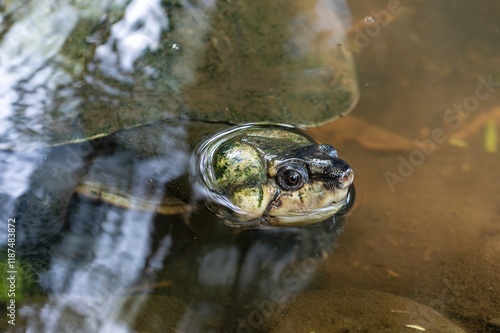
304,1,500,332
0,0,499,332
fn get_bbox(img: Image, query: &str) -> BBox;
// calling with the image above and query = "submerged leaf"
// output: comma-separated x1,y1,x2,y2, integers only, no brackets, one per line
307,116,416,152
484,119,498,153
450,107,500,142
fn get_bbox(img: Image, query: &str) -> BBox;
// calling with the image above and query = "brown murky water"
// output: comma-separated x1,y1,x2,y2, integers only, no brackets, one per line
304,1,500,331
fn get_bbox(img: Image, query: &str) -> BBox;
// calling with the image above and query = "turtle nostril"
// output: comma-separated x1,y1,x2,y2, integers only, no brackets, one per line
337,168,354,189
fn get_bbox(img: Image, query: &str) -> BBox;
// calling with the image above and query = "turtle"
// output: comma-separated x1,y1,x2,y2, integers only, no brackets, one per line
73,121,355,227
1,0,358,244
1,1,359,331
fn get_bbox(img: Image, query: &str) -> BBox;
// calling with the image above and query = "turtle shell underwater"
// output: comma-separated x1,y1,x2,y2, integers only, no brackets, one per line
1,0,358,251
1,0,359,331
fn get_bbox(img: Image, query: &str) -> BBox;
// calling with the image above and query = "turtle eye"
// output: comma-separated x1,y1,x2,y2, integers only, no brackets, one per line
276,163,308,191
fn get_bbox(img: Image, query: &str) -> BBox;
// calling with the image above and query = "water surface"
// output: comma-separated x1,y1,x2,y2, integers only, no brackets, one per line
0,1,499,332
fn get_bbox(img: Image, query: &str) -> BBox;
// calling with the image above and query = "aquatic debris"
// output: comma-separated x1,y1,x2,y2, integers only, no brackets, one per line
404,324,426,331
449,106,500,143
484,118,498,153
487,318,500,329
387,269,400,278
461,163,471,172
448,138,468,148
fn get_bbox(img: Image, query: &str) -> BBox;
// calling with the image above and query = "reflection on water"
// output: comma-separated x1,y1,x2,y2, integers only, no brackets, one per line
1,133,346,332
1,0,499,332
1,1,355,331
0,0,357,150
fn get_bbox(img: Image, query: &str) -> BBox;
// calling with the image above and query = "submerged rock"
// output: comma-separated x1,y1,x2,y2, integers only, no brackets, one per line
270,288,466,333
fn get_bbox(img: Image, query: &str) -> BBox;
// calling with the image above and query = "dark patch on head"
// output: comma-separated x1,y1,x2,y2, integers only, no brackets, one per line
272,197,282,208
323,181,337,191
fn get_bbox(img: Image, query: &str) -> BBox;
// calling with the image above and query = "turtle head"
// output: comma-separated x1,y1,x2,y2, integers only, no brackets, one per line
196,125,354,228
264,143,354,226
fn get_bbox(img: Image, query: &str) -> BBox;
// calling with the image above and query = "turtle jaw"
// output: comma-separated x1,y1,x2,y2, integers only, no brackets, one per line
265,200,348,226
264,181,353,227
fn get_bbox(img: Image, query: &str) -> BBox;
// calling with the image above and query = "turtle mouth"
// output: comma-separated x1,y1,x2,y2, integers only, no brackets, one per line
265,196,350,226
263,182,354,227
